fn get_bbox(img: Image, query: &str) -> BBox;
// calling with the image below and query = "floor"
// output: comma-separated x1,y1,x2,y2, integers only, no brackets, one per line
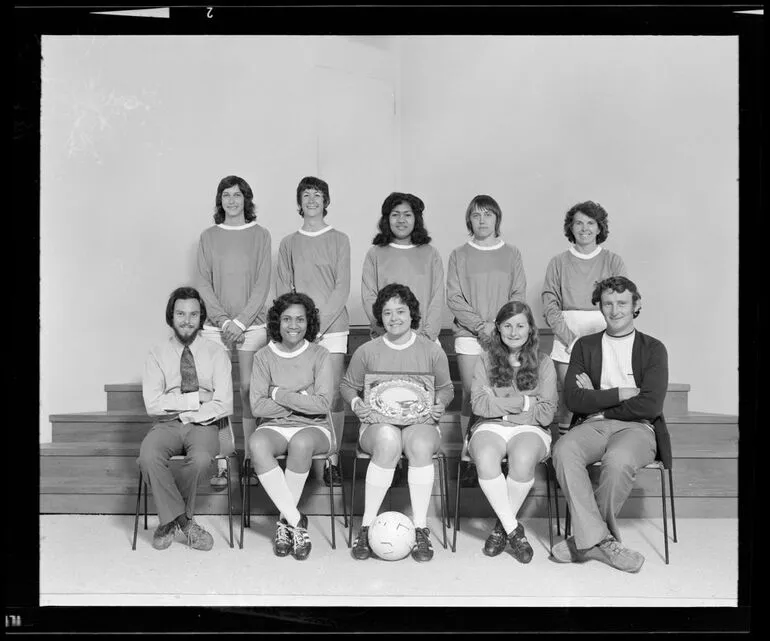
39,514,737,607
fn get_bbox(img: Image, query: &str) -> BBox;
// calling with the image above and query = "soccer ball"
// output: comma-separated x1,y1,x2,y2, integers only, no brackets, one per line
368,511,416,561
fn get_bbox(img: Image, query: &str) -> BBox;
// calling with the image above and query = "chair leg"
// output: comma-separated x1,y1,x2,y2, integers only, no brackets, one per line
246,458,252,529
551,461,561,536
436,456,447,550
225,457,234,549
659,466,669,564
565,504,571,537
545,462,554,554
452,460,462,553
143,483,148,530
348,457,358,548
339,453,349,529
327,456,336,550
443,454,452,530
132,471,143,550
239,458,248,549
668,468,678,543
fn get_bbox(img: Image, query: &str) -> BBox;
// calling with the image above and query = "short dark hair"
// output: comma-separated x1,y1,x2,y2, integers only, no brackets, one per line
213,175,257,224
465,195,502,237
372,192,432,246
372,283,421,330
563,200,609,244
165,287,207,329
296,176,330,217
591,276,642,315
266,292,321,343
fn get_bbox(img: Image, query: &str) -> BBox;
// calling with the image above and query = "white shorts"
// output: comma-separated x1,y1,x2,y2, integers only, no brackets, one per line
455,336,482,356
550,310,606,363
256,423,332,452
201,323,268,352
359,420,442,441
317,331,349,354
470,422,552,459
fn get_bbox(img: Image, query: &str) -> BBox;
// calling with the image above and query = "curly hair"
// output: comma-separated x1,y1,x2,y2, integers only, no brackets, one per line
591,276,642,317
266,292,320,343
372,283,421,330
465,195,502,237
296,176,330,217
485,301,541,391
372,192,432,246
563,200,609,244
213,175,257,224
165,287,207,329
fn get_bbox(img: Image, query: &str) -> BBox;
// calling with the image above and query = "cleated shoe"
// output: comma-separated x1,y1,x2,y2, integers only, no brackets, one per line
508,523,534,564
351,526,372,560
322,464,342,487
411,527,434,562
273,518,292,557
290,514,312,561
483,520,508,557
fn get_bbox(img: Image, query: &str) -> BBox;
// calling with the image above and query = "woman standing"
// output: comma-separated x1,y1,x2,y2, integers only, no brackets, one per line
361,192,445,343
276,176,350,487
446,195,527,468
541,201,627,433
470,301,557,562
248,293,334,560
197,175,272,488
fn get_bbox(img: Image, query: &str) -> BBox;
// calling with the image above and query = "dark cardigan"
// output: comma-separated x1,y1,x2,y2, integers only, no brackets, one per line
564,329,672,468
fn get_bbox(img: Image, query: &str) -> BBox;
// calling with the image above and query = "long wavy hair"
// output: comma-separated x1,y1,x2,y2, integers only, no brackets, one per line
266,292,320,343
372,192,432,246
213,175,257,224
486,301,540,391
563,200,609,244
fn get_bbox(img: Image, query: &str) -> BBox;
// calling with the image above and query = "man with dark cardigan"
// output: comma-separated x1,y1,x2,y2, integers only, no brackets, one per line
551,276,669,573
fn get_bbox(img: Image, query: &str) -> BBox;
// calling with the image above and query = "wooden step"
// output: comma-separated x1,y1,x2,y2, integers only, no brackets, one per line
103,381,691,416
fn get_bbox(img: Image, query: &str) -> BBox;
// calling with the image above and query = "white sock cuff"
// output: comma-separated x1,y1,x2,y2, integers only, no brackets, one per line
366,462,396,488
478,473,506,489
506,476,535,490
257,465,283,482
407,463,435,485
284,468,309,484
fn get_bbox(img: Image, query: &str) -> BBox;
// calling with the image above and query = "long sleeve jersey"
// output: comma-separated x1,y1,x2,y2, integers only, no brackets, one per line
249,340,333,432
541,246,627,346
196,221,272,329
340,332,454,423
446,239,527,338
471,351,557,429
142,335,233,425
361,244,445,341
275,226,351,336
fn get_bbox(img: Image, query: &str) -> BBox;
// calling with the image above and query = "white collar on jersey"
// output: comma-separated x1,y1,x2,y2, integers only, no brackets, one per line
383,330,417,350
298,225,334,237
268,339,310,358
468,238,504,251
388,242,416,249
569,245,603,260
216,221,258,231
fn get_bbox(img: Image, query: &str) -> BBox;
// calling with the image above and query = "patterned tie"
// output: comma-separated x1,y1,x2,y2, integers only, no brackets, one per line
180,345,199,393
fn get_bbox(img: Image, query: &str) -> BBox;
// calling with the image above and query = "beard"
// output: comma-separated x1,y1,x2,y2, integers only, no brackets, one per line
173,325,200,346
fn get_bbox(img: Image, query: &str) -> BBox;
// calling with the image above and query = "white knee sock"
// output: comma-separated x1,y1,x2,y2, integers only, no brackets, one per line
280,468,309,521
361,462,396,527
506,476,535,527
478,474,517,535
408,464,435,529
257,465,300,527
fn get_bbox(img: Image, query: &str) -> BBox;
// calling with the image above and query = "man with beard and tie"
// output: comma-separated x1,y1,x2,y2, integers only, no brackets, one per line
138,286,233,551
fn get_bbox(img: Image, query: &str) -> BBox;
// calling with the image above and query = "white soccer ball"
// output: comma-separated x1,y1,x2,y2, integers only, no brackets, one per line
368,511,416,561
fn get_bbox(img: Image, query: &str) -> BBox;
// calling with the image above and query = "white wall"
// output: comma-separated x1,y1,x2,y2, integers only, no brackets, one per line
399,36,738,417
41,35,738,442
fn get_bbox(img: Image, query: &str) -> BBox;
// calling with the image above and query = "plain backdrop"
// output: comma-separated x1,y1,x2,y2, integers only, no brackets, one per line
40,35,738,442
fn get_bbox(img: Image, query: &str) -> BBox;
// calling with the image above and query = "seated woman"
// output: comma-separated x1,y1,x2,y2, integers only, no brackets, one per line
248,292,334,560
341,283,454,563
470,301,557,563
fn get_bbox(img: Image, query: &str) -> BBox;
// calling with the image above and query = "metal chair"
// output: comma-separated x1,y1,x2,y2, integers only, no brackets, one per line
132,417,237,550
451,431,558,554
561,460,678,564
347,446,450,551
240,413,348,550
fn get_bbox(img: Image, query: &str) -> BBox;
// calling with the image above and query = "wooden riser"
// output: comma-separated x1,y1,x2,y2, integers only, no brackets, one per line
102,383,692,418
39,494,737,519
48,415,738,459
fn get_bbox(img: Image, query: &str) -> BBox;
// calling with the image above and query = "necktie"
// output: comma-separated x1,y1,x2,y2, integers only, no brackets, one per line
180,345,199,393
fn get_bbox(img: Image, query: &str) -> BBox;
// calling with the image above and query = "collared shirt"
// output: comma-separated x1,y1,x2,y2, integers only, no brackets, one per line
142,334,233,425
